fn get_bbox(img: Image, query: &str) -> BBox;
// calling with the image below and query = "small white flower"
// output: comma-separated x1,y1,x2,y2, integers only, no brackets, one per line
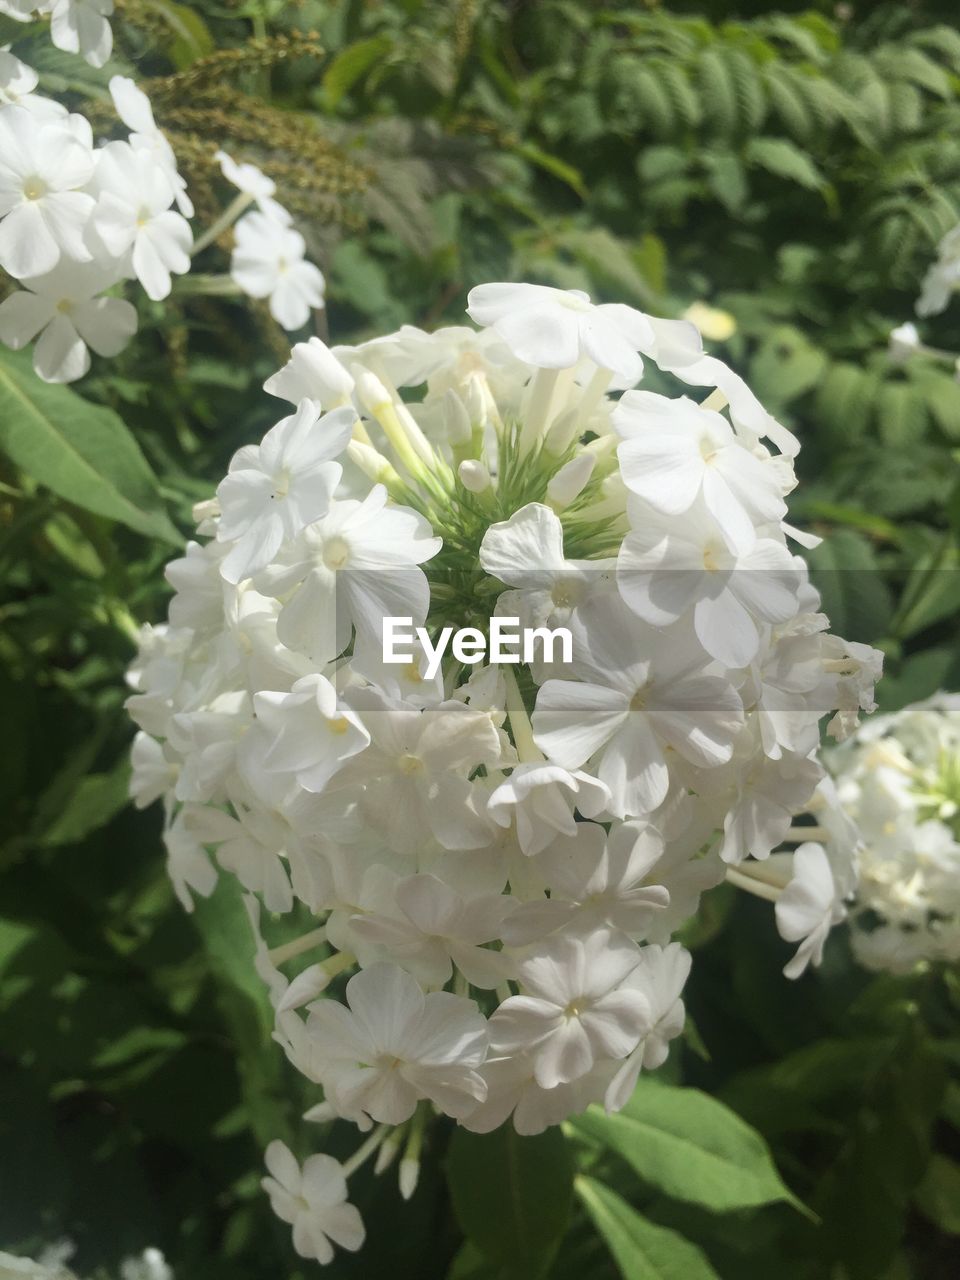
253,673,369,793
110,75,193,217
231,211,325,330
306,962,488,1124
0,46,38,107
467,281,659,381
775,842,846,979
491,926,651,1089
262,1140,365,1265
486,761,611,855
604,941,691,1111
0,258,136,382
216,401,354,583
48,0,114,69
264,335,355,408
89,140,192,300
216,148,290,224
0,105,95,278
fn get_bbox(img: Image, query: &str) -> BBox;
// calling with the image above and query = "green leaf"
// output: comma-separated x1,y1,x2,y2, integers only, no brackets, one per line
39,757,131,848
576,1176,720,1280
745,137,824,190
806,528,893,643
515,142,587,199
914,1155,960,1235
323,35,394,110
446,1126,574,1279
570,1081,802,1214
0,349,179,543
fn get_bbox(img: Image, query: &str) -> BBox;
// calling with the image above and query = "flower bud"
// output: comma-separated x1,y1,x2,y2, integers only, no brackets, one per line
458,459,492,493
547,453,595,509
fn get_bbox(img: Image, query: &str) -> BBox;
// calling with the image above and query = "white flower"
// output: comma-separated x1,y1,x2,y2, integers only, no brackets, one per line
502,820,669,944
261,486,441,664
263,335,355,408
486,761,611,855
48,0,114,68
262,1140,365,1265
468,281,665,381
491,927,651,1089
533,596,743,818
350,865,515,988
253,673,369,793
479,501,615,667
119,1248,173,1280
89,140,192,300
126,281,886,1265
0,258,136,382
162,807,217,911
0,46,38,107
110,75,193,217
231,211,325,330
216,401,354,583
774,842,845,979
888,321,921,363
614,391,786,552
617,497,802,668
306,962,488,1123
215,148,290,224
604,941,691,1111
0,105,94,278
346,689,501,853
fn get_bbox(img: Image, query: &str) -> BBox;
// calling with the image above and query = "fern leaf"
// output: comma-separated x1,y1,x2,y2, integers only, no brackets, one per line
697,48,738,139
764,67,813,142
724,47,767,132
745,137,824,189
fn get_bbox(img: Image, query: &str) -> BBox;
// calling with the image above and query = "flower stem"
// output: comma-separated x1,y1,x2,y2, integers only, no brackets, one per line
503,667,542,763
267,927,329,967
191,191,255,256
342,1125,392,1178
725,865,784,902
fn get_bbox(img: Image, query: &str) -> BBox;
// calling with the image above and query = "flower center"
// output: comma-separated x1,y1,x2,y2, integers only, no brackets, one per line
22,175,47,201
322,535,351,570
630,686,648,712
703,541,723,572
699,435,719,463
551,578,583,610
327,715,351,736
397,753,424,776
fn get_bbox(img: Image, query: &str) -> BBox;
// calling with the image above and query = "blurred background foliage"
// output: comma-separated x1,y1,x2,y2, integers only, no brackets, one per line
1,1,960,1278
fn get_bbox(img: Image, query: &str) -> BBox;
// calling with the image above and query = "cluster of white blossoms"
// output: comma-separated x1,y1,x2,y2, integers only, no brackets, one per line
824,694,960,973
219,150,326,332
0,0,114,69
0,40,325,381
126,281,882,1264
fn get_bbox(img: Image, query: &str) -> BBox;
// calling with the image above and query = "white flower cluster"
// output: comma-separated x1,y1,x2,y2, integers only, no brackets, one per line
0,61,191,380
828,693,960,972
0,0,114,69
218,150,326,332
0,48,325,382
126,281,882,1264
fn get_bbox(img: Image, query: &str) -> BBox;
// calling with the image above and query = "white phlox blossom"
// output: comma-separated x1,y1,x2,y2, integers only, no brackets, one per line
230,210,325,331
0,0,114,69
0,60,192,379
127,281,883,1262
825,694,960,971
0,50,326,381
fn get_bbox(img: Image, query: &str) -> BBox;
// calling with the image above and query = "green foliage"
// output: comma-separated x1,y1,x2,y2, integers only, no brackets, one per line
446,1127,574,1278
570,1081,800,1215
